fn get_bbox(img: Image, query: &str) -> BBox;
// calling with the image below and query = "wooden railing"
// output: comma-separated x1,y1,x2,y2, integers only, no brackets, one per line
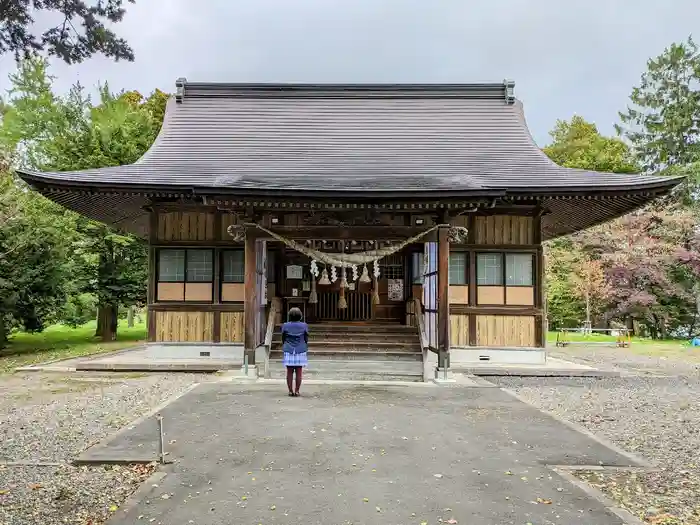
411,296,436,382
411,297,430,353
261,298,279,378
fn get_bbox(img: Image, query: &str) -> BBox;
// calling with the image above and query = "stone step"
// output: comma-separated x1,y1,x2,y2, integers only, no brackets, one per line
268,359,423,382
273,332,419,343
276,323,417,334
269,350,422,361
271,340,420,352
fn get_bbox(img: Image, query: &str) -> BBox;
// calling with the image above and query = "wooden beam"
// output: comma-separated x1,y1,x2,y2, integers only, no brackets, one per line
437,224,450,368
450,305,543,316
149,303,244,312
253,225,435,240
244,233,257,365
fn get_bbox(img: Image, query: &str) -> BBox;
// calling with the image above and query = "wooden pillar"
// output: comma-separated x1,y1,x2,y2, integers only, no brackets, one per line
244,232,257,365
437,223,450,368
147,209,158,342
534,214,546,348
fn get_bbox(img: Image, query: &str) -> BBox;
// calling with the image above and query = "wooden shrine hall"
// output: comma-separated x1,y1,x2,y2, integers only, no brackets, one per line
17,79,682,379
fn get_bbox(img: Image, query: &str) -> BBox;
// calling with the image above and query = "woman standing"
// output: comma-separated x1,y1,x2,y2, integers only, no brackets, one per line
281,307,308,396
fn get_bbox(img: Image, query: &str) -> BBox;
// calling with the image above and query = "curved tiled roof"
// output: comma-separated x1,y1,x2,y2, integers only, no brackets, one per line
18,80,681,193
16,79,683,238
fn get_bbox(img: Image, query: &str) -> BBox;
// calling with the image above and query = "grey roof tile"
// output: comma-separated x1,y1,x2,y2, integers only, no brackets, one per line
17,81,681,194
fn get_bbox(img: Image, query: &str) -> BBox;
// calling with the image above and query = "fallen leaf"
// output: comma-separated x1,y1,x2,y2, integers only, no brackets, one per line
376,506,381,512
505,471,513,475
270,504,276,510
446,520,458,524
29,484,42,490
363,498,369,502
0,490,8,495
161,494,170,500
109,505,118,512
536,497,552,505
241,496,248,501
433,474,443,479
421,521,428,525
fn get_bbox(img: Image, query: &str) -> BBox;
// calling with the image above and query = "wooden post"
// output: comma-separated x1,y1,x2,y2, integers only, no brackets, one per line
244,232,257,365
437,223,450,369
534,214,546,348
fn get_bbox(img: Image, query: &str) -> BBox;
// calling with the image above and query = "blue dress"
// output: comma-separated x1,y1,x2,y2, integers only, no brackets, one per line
282,321,309,367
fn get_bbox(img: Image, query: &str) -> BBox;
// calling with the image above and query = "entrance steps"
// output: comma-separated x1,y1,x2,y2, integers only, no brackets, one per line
268,323,423,382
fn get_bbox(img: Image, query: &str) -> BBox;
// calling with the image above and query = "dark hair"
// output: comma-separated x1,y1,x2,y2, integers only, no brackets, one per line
288,307,303,322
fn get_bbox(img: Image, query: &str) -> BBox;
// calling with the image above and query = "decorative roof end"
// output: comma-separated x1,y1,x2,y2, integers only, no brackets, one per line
503,79,515,104
175,77,187,103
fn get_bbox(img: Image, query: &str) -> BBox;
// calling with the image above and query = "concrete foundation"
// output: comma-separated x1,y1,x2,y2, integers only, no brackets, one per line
451,346,547,366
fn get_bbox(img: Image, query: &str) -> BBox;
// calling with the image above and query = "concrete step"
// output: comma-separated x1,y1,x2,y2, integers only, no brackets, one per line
276,323,417,334
269,350,422,361
271,340,420,351
268,359,423,382
273,332,419,343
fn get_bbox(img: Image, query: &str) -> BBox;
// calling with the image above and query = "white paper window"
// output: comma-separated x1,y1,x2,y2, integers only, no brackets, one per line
158,250,185,282
476,253,503,286
449,252,467,285
186,250,213,282
506,253,534,286
222,250,245,283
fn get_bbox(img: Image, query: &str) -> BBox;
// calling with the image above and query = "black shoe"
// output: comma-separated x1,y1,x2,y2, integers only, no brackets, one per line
288,392,295,397
294,391,300,397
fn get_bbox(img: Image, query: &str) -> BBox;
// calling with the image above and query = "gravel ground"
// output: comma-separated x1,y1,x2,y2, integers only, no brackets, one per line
0,372,215,525
493,346,700,525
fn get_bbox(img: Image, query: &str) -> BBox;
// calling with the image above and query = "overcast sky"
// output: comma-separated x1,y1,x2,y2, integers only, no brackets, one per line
0,0,697,145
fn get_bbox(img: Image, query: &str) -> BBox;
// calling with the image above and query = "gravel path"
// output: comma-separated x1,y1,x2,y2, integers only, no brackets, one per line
0,372,215,525
493,346,700,525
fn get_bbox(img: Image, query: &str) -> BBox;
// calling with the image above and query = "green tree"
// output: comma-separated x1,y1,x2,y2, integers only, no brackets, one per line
1,58,166,341
617,36,700,172
544,116,638,173
543,116,639,329
0,163,76,346
1,0,135,64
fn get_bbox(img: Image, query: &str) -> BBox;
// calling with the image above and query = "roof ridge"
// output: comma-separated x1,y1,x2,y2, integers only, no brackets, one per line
174,77,516,103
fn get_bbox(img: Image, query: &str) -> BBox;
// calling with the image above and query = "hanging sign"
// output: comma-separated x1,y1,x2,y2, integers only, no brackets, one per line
388,278,404,302
286,265,303,280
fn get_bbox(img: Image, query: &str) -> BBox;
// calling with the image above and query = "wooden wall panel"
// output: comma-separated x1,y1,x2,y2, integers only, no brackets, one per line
222,283,245,302
450,314,469,346
154,311,214,342
477,286,505,305
449,285,469,304
475,315,536,347
474,216,534,245
157,212,215,241
505,286,535,306
184,283,213,302
220,312,244,342
157,283,184,301
221,213,242,235
450,215,469,228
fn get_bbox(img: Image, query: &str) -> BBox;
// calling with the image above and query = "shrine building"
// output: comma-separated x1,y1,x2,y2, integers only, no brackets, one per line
16,80,683,380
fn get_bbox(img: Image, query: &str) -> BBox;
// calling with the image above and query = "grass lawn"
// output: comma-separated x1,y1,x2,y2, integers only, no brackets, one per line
0,320,146,373
547,330,700,361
